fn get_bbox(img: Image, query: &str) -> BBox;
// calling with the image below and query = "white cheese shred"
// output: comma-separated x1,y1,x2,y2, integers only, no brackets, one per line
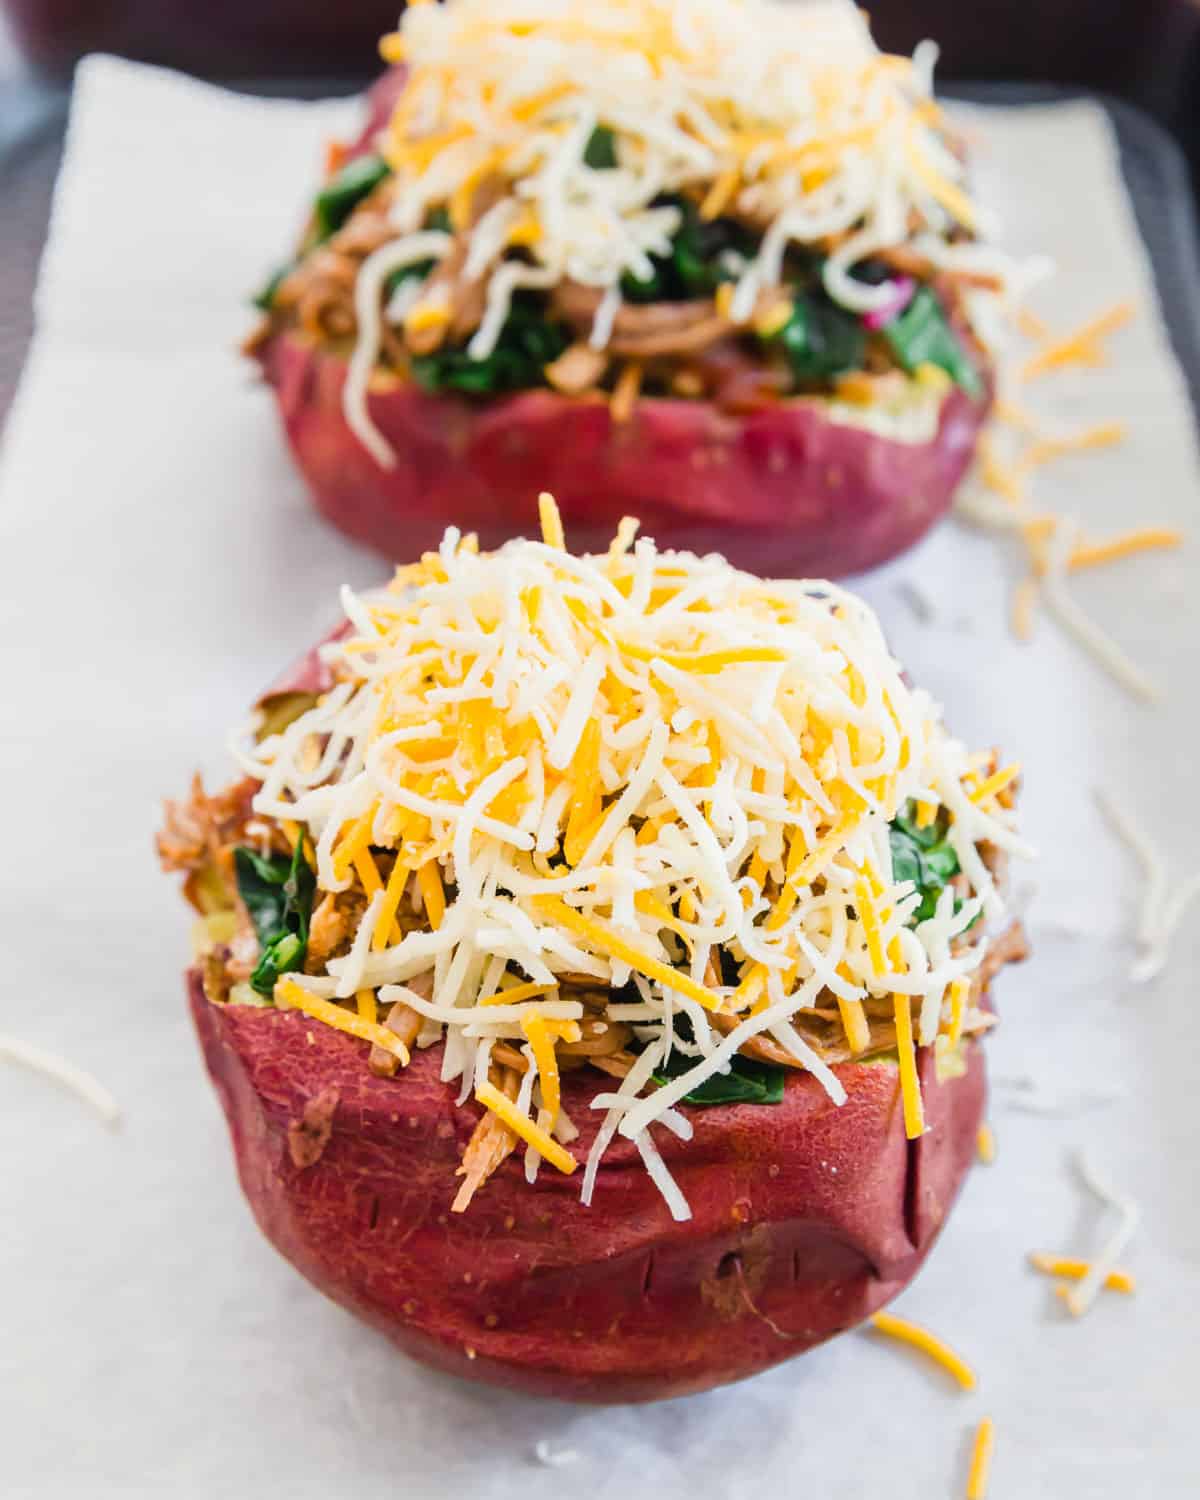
0,1035,122,1127
1093,788,1193,983
1066,1152,1140,1318
534,1440,581,1468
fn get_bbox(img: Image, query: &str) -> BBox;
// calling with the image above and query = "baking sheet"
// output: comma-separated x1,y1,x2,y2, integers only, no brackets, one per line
1,56,1197,1499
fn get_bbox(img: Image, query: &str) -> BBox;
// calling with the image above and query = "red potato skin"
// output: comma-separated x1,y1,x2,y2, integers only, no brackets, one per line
189,970,985,1403
258,329,989,578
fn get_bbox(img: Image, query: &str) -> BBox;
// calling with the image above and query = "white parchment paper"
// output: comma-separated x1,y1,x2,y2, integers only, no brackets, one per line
1,56,1197,1500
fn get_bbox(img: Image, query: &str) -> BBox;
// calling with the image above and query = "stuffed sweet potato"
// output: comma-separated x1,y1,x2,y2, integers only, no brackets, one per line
159,504,1029,1401
248,0,1008,576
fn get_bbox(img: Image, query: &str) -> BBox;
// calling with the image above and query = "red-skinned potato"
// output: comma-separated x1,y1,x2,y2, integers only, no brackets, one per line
255,66,991,578
256,328,990,578
190,970,986,1403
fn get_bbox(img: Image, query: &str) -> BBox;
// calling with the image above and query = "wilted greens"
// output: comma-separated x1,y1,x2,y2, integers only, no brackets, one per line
234,840,317,996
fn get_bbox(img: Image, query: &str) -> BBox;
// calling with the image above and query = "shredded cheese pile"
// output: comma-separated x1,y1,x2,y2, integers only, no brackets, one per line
234,499,1025,1218
346,0,1005,461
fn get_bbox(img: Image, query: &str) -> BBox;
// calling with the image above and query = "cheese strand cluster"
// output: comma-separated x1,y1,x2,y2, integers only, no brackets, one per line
233,501,1027,1210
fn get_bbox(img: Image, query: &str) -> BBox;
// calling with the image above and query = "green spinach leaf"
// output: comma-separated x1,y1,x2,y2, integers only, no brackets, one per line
411,293,569,395
314,152,392,241
763,294,866,383
672,204,755,297
881,285,982,398
234,840,317,996
653,1048,785,1106
888,807,961,925
252,263,292,312
620,197,753,303
584,125,618,169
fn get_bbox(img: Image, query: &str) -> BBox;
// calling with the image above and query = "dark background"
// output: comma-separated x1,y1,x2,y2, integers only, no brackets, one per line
2,0,1200,176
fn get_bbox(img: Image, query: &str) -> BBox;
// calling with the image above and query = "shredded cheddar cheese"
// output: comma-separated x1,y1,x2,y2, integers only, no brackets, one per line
1028,1252,1135,1295
610,359,644,425
521,1010,564,1126
476,1079,577,1173
966,1417,995,1500
837,996,871,1055
539,897,725,1013
229,515,1026,1218
1010,575,1037,642
1017,421,1126,470
1020,301,1134,380
417,860,446,930
538,489,566,550
868,1310,977,1389
946,976,969,1048
1068,528,1182,572
968,763,1020,807
976,1122,996,1164
893,992,925,1139
277,978,410,1065
480,981,559,1007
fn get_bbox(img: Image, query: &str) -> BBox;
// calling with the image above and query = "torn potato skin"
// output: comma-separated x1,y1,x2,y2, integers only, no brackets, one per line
189,969,985,1404
287,1084,340,1168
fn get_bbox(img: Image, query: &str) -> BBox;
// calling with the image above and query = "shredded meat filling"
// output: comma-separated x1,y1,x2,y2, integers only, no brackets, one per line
369,986,430,1077
157,773,264,912
452,1064,522,1213
552,282,736,359
544,341,609,395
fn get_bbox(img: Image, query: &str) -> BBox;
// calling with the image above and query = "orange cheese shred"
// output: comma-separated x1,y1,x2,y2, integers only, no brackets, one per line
946,976,970,1048
538,490,565,550
372,857,410,951
332,806,378,881
1028,1252,1136,1295
521,1010,562,1126
837,996,871,1054
868,1310,976,1389
478,980,559,1007
966,1417,996,1500
276,978,410,1065
699,166,740,220
475,1079,577,1174
1010,575,1037,642
610,359,644,424
539,897,724,1012
1020,300,1134,380
1068,528,1183,572
893,994,925,1139
968,762,1021,806
417,860,446,930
